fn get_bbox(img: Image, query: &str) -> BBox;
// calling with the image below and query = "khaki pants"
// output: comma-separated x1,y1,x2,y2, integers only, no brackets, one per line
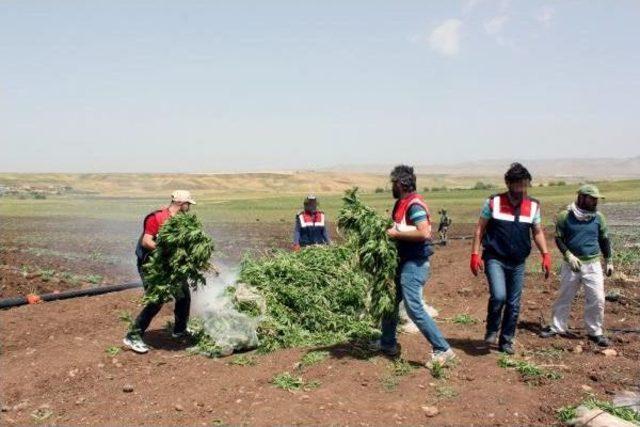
550,261,605,336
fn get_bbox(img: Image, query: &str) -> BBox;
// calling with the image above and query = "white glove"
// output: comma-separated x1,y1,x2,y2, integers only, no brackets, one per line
565,252,582,272
605,262,614,277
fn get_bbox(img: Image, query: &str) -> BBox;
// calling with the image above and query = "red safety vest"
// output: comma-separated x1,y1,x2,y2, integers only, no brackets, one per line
392,193,431,232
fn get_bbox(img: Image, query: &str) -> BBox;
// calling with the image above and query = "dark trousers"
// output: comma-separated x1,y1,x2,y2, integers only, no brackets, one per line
130,262,191,337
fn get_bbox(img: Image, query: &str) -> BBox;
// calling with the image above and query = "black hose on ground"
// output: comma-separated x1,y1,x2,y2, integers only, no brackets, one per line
0,281,143,309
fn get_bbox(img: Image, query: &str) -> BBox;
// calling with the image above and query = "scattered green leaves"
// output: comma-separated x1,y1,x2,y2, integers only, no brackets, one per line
39,268,55,282
498,354,562,384
85,274,103,285
379,358,416,392
429,361,447,379
525,347,564,360
380,375,401,392
118,310,133,328
105,346,121,357
271,372,305,391
391,358,415,377
301,350,330,367
435,385,459,399
451,314,479,325
229,355,257,366
556,405,577,423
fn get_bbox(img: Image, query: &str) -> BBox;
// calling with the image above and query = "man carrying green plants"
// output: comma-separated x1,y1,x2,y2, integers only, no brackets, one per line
370,165,456,368
123,190,196,354
470,163,551,355
540,185,613,347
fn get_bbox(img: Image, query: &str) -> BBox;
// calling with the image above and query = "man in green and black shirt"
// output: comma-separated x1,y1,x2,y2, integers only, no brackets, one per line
541,185,614,347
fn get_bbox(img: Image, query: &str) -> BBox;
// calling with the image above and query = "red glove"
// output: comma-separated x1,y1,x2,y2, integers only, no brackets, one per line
293,244,301,252
541,252,551,279
470,253,484,276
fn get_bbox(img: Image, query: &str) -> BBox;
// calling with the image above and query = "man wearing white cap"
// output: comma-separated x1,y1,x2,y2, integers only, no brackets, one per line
540,184,613,347
292,194,330,251
124,190,197,353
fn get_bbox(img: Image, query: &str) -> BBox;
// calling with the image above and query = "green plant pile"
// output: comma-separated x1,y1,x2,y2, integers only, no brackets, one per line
337,188,398,320
232,188,399,352
237,245,377,352
142,213,214,304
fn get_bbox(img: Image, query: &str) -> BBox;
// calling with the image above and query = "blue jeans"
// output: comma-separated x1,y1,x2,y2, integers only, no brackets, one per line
380,258,450,353
484,258,526,345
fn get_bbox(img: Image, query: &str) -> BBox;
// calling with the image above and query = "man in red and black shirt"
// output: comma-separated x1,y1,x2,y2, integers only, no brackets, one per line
124,190,196,354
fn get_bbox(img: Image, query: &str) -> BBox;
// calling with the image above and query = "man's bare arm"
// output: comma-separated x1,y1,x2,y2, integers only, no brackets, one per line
532,224,548,254
471,218,489,254
141,233,157,251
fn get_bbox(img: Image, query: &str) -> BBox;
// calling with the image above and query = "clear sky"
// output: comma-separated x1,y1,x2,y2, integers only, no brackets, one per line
1,0,639,172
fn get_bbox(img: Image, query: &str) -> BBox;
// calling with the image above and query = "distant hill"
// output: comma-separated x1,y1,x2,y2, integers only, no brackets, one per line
329,156,640,179
1,157,637,197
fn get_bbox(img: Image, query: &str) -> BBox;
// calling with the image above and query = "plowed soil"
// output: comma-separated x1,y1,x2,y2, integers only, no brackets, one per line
1,220,639,426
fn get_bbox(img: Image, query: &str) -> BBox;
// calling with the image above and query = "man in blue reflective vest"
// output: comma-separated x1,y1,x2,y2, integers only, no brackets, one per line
470,163,551,354
293,194,330,251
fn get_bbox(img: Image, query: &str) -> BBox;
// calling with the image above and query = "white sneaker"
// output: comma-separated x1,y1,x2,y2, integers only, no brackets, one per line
426,348,456,368
123,335,149,354
368,339,400,357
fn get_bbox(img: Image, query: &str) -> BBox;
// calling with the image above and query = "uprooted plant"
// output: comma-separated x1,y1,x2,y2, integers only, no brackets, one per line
337,188,398,321
236,245,377,352
142,213,214,304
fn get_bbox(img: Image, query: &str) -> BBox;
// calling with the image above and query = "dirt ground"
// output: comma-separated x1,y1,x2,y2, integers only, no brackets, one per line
1,220,639,426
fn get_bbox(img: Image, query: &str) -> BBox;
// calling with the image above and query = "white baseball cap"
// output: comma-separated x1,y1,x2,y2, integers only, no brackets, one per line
171,190,196,205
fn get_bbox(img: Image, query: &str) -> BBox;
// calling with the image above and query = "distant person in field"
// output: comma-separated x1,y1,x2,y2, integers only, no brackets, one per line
370,165,456,368
540,185,613,347
123,190,197,354
437,209,452,243
292,194,330,251
470,163,551,354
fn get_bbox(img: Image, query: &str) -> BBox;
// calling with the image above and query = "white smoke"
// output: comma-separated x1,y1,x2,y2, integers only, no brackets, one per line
189,262,260,355
190,262,239,316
